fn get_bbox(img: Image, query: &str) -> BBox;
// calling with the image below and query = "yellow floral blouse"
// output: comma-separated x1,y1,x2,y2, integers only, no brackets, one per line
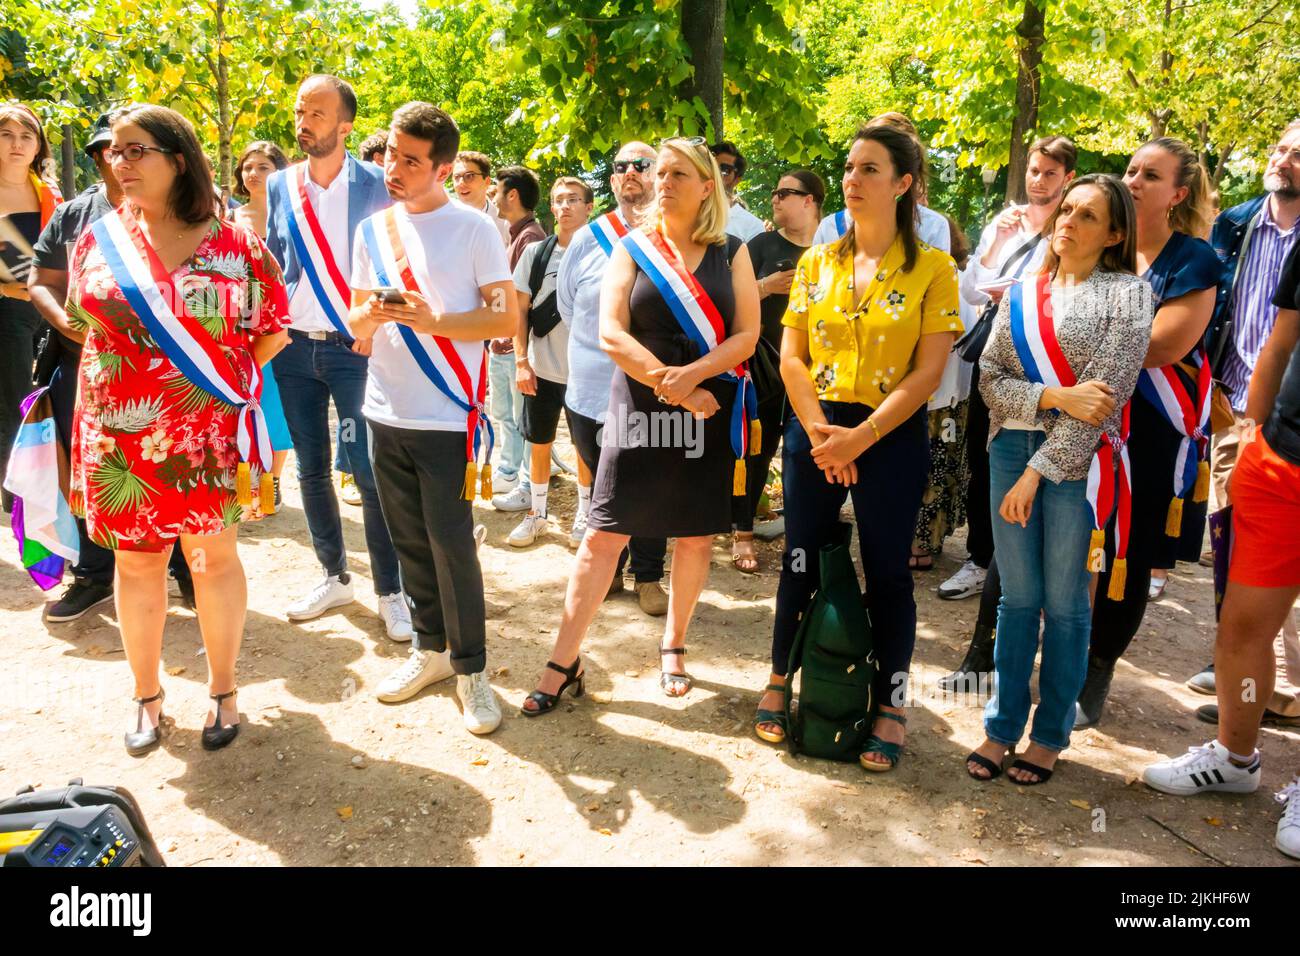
782,237,962,405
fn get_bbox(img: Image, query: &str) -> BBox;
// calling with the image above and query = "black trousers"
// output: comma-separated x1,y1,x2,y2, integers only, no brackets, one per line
564,405,667,583
964,369,994,569
368,421,486,674
730,397,785,533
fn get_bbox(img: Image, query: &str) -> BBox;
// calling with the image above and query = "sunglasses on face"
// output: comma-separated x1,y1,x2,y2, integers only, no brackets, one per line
771,187,811,200
104,143,175,164
613,158,654,174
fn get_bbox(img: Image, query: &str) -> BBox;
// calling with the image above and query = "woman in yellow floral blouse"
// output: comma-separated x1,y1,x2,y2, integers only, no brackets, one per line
753,124,961,770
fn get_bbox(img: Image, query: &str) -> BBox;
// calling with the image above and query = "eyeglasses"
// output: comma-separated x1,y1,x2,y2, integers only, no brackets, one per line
659,135,706,148
103,143,175,164
717,163,738,177
1269,144,1300,164
613,158,654,174
452,171,484,183
772,187,812,200
552,195,590,207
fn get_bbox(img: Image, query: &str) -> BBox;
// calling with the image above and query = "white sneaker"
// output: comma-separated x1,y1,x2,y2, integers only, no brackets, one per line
507,512,549,547
1276,777,1300,860
376,647,454,702
490,471,519,495
1142,740,1261,796
492,485,531,512
286,574,355,621
456,670,502,734
378,592,413,642
938,560,987,600
570,508,588,548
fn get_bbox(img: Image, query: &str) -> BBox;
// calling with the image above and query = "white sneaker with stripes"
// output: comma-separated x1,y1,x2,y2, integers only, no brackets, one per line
1142,740,1261,796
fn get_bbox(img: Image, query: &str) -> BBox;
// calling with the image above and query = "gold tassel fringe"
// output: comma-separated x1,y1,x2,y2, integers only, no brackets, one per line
1193,460,1210,503
1107,558,1128,601
463,462,477,501
1088,528,1106,571
260,471,276,515
1165,496,1184,538
733,459,746,497
236,462,252,507
479,463,493,500
749,419,761,454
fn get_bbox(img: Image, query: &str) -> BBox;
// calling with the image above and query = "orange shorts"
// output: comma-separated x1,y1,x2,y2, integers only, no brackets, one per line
1228,431,1300,588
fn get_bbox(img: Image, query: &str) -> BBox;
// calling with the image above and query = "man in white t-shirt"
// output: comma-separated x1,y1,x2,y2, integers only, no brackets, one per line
505,176,594,547
710,140,766,243
348,103,519,734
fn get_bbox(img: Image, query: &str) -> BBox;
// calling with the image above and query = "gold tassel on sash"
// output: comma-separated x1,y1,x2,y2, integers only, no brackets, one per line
1107,558,1128,601
749,419,761,454
733,459,746,497
1088,529,1106,571
479,463,493,500
462,462,477,501
1193,460,1210,503
259,471,276,515
236,462,253,507
1165,496,1184,538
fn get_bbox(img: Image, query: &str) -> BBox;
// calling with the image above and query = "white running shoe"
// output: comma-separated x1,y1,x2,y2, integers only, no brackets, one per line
490,471,519,495
507,512,549,547
378,592,413,642
286,574,355,621
1276,777,1300,860
1141,740,1261,796
570,508,588,548
492,485,531,512
456,670,502,734
938,560,987,600
376,648,454,702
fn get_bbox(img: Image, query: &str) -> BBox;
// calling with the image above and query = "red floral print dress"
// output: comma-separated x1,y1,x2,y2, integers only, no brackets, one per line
67,213,289,552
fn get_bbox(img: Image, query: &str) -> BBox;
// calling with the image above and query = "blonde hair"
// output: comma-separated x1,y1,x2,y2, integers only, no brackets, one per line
1143,137,1213,239
637,138,729,246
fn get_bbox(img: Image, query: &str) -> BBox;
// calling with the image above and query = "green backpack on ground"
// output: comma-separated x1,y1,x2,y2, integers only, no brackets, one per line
783,522,877,762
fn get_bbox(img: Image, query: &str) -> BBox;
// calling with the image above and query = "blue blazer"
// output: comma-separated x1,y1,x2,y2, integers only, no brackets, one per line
265,153,390,303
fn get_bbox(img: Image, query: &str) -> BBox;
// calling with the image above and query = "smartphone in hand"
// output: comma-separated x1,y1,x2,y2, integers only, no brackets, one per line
371,287,407,305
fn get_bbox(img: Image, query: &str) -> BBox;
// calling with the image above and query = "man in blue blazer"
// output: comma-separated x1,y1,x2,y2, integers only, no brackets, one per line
266,74,409,639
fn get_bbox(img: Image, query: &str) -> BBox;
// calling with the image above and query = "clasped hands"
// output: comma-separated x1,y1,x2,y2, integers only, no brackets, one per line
809,421,873,487
647,365,719,418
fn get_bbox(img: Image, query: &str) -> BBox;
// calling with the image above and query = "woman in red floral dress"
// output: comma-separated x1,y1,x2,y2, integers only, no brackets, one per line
67,105,289,755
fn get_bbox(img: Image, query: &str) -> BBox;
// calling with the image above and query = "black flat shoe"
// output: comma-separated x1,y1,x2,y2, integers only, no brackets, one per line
125,689,165,756
521,658,585,716
201,688,240,751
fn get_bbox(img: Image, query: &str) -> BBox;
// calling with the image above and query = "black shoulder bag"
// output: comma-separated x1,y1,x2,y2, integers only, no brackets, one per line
525,234,562,338
954,232,1043,363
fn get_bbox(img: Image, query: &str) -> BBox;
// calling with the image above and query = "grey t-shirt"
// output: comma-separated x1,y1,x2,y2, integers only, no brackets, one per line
513,238,569,384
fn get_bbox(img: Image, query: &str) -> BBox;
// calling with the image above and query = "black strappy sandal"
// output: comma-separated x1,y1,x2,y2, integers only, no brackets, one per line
1008,758,1055,785
659,646,693,697
965,751,1004,781
521,658,585,716
201,688,240,751
125,688,165,756
754,683,788,743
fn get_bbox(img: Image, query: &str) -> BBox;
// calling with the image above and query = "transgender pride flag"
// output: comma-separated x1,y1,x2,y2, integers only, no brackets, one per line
3,387,79,590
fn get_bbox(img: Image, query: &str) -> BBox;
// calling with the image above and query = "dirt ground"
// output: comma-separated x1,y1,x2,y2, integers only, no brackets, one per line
2,430,1298,868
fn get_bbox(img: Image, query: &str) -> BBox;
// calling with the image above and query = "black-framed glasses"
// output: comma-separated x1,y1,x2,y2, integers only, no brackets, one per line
613,158,654,174
772,187,812,200
103,143,175,164
451,171,485,183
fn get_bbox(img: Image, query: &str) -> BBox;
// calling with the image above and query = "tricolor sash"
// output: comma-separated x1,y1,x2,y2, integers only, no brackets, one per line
1009,275,1131,599
590,211,629,258
275,164,353,338
619,227,759,495
1136,348,1213,536
31,172,60,229
360,206,495,501
90,205,272,507
832,209,848,239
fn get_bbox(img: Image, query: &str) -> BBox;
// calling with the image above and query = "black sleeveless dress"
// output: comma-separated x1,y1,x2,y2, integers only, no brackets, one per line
587,236,742,538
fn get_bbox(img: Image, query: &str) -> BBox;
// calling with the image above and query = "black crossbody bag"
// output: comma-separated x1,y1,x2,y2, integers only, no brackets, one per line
954,232,1043,363
526,234,562,338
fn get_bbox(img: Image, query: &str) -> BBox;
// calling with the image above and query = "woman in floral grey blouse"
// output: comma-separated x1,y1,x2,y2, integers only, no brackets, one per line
965,175,1154,785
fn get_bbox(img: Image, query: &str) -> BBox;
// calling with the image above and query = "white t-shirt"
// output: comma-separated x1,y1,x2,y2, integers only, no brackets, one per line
512,238,569,383
350,202,512,431
725,200,766,243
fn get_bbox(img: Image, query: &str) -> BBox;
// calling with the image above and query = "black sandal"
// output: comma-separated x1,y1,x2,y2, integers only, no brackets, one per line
659,646,693,697
1008,758,1055,785
521,658,585,716
965,751,1004,781
201,688,240,751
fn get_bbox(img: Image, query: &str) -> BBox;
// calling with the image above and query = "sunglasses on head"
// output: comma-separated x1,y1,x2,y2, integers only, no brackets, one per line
613,158,654,174
772,187,812,200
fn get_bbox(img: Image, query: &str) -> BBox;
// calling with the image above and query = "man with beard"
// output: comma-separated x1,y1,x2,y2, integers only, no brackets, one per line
265,74,409,640
1182,119,1300,712
347,103,516,729
556,141,669,616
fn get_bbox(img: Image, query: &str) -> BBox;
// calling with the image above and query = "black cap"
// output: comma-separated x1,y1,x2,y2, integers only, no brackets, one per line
84,114,112,156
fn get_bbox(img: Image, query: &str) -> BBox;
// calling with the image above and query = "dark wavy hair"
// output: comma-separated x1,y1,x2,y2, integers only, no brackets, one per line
834,123,923,272
1040,173,1137,277
109,104,215,224
232,140,289,197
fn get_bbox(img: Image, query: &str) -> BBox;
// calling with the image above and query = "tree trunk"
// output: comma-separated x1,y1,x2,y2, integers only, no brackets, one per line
681,0,725,139
215,0,233,205
60,124,77,198
1005,0,1046,205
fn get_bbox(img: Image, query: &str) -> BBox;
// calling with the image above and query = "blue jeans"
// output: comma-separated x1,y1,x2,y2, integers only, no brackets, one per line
272,333,401,596
489,351,527,488
984,429,1093,752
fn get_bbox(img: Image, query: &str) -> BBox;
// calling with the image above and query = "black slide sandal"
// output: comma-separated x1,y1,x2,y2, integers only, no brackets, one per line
965,751,1003,780
1009,758,1054,785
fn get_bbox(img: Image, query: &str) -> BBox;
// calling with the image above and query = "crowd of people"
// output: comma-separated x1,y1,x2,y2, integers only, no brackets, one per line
3,78,1299,861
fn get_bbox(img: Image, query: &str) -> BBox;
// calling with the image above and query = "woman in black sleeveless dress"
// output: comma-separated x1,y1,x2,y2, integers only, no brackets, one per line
522,138,760,713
